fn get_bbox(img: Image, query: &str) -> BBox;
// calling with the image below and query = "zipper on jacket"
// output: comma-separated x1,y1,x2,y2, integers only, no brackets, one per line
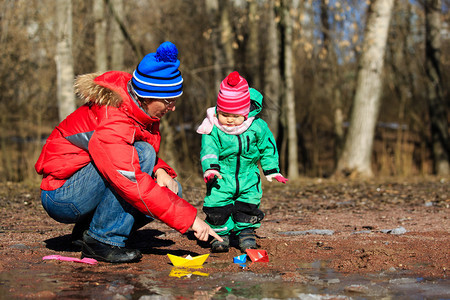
217,131,223,148
234,135,242,197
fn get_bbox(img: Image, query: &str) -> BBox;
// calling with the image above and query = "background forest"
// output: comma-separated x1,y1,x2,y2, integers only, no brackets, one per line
0,0,448,183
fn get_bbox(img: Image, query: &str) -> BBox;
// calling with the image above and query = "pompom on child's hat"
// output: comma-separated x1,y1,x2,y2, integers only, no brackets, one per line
216,71,250,118
132,41,183,99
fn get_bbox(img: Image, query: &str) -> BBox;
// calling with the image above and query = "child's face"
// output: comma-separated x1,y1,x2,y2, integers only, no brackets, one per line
217,111,245,127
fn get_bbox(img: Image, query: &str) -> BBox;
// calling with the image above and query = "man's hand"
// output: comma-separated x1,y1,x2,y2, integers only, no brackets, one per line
155,168,179,194
203,169,222,183
190,216,223,242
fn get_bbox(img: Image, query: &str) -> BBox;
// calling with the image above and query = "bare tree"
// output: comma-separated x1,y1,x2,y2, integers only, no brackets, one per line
318,0,344,167
110,0,125,70
55,0,76,121
94,0,107,71
385,0,415,176
105,0,142,59
281,0,299,179
2,0,448,182
335,0,394,178
219,0,235,75
425,0,449,175
263,0,282,138
205,0,223,89
246,0,260,88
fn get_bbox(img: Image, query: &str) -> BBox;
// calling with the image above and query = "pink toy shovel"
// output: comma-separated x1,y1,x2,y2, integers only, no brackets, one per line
43,255,98,265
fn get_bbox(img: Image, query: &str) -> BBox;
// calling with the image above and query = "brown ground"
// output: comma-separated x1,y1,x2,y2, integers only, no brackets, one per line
0,176,448,297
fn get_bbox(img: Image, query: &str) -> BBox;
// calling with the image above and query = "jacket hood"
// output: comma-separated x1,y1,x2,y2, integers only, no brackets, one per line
74,71,132,107
248,88,263,118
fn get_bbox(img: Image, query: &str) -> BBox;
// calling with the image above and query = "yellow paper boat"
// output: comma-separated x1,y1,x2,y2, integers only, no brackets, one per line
167,253,210,267
169,268,209,278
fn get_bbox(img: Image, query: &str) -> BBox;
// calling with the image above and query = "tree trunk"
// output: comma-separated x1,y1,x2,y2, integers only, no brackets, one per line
110,0,124,70
333,89,344,165
387,0,416,176
281,0,299,179
425,0,449,175
263,0,281,138
246,0,260,88
105,0,142,59
159,118,176,170
94,0,107,72
205,0,223,89
335,0,394,178
55,0,76,121
319,0,330,51
219,0,235,75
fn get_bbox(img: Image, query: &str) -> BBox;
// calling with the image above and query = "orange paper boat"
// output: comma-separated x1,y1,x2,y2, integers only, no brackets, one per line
167,254,210,267
245,249,269,262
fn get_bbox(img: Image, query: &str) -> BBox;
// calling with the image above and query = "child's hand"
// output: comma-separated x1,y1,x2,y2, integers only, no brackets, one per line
265,173,288,184
203,169,222,183
274,174,288,184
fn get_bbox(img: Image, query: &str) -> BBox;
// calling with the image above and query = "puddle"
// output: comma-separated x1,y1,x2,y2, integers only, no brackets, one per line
0,260,448,299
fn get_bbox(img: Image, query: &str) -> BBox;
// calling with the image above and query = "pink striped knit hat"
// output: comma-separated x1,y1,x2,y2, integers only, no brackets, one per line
216,71,250,118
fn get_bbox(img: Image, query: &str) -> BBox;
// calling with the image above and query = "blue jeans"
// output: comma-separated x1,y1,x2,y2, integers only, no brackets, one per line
41,141,182,247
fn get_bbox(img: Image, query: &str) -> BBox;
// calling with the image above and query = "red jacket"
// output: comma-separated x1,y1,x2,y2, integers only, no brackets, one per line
35,71,197,233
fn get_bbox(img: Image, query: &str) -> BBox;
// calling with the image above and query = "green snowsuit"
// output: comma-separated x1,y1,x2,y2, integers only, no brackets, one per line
198,89,281,235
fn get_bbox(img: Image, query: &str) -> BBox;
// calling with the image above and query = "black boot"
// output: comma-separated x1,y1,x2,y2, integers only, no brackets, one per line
81,232,142,263
211,235,230,253
239,228,257,252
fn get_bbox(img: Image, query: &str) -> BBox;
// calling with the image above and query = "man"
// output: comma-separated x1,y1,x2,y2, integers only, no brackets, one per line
35,41,221,263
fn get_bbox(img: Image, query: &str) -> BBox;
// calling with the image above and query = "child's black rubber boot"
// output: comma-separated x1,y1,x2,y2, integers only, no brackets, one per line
211,235,230,253
239,228,257,252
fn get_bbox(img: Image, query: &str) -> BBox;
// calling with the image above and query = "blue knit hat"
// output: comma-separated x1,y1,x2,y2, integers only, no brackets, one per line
131,41,183,99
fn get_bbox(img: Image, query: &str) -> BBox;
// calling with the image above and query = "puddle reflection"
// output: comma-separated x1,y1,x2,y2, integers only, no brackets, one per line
169,267,209,278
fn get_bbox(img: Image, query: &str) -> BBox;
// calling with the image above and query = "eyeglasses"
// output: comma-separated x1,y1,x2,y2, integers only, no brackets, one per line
133,90,177,109
161,98,177,108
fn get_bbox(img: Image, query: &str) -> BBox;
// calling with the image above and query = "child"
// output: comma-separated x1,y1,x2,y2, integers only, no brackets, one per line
196,71,287,253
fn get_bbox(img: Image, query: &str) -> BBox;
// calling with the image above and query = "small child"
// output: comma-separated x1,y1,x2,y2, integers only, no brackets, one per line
196,71,287,253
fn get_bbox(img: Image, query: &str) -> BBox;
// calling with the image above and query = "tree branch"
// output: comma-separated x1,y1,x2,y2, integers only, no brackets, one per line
104,0,143,59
